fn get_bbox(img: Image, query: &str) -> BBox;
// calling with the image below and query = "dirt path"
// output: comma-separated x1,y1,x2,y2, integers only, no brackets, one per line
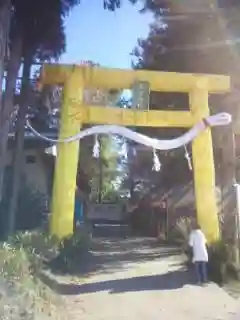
49,238,240,319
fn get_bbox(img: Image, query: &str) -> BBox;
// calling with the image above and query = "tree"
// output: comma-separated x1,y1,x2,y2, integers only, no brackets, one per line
103,0,138,11
91,134,120,203
132,0,240,162
1,0,207,232
131,1,240,246
0,0,10,106
0,0,161,204
0,1,67,201
5,0,80,234
0,1,11,199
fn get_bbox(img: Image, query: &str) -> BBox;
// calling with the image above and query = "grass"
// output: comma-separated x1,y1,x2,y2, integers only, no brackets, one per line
46,228,92,274
0,230,65,320
0,228,93,319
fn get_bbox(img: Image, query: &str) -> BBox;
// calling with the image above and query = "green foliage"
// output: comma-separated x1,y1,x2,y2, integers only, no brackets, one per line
168,217,192,248
0,168,48,236
169,217,233,284
82,133,121,203
128,1,240,287
103,0,138,11
2,228,92,280
8,230,59,265
48,230,91,273
208,241,229,266
17,184,48,230
208,241,230,284
130,2,240,188
0,231,64,319
10,0,81,59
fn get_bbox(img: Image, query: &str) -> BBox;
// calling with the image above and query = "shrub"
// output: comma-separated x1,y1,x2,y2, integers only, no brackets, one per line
0,168,49,238
208,240,230,284
168,218,232,284
168,217,192,247
16,184,48,230
167,217,193,265
8,230,59,271
0,231,64,319
48,230,91,273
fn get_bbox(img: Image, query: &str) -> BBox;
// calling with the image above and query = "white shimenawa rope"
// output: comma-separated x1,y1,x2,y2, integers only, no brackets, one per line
26,112,232,151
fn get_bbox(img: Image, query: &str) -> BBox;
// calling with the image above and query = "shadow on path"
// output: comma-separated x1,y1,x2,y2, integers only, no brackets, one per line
40,268,195,296
40,237,195,298
46,237,182,277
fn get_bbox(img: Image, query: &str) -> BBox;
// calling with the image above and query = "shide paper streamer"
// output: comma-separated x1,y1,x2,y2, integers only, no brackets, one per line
26,112,232,172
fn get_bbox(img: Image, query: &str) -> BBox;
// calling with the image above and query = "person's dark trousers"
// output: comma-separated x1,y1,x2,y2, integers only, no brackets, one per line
195,261,208,283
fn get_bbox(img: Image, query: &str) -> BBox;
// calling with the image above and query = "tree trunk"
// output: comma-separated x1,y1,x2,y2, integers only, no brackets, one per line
7,54,32,235
0,36,22,201
98,136,103,204
0,0,10,105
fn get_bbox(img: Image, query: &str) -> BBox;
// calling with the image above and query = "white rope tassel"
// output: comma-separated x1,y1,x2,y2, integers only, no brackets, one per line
152,149,161,172
132,147,137,157
93,135,100,158
184,145,192,171
120,140,128,159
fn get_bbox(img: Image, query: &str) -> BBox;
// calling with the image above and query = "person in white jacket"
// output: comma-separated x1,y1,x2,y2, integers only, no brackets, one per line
189,223,208,284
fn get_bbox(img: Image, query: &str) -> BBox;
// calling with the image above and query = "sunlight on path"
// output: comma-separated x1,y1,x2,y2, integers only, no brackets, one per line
61,238,238,320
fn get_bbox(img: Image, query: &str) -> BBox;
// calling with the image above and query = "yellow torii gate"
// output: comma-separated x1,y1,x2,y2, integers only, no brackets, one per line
40,64,230,243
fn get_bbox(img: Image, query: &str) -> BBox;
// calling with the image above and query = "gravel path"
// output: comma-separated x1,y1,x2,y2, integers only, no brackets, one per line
48,237,240,319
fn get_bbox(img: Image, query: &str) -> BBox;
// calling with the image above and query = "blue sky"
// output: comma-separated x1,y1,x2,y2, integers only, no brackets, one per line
60,0,153,68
